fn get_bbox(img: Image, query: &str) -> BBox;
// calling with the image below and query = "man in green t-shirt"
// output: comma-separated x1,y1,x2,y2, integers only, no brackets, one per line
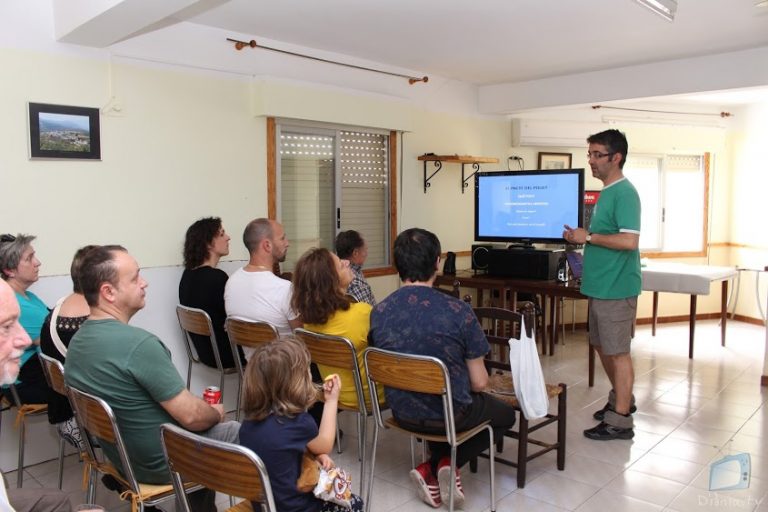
65,245,240,510
563,129,641,441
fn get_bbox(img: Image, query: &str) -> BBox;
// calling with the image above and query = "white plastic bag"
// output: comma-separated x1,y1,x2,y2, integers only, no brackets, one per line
508,316,549,419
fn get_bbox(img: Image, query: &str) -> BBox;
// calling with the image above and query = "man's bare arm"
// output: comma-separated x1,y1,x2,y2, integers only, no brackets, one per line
467,357,489,392
160,388,224,431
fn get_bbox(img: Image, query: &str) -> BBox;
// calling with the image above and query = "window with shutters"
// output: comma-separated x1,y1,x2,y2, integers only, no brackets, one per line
267,118,397,273
622,153,709,256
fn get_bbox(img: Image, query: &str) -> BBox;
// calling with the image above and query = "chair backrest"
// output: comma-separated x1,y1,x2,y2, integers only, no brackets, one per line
160,423,277,512
225,317,279,376
176,305,224,369
67,385,139,492
293,328,367,413
473,304,536,373
433,279,473,303
38,352,67,396
363,347,457,442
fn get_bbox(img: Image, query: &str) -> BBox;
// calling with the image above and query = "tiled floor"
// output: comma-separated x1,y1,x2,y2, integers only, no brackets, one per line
7,319,768,511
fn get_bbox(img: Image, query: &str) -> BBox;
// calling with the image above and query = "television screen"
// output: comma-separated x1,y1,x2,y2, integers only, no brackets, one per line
475,169,585,245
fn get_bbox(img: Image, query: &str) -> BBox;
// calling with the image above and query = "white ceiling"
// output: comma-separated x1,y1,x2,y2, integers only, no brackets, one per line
181,0,768,88
39,0,768,111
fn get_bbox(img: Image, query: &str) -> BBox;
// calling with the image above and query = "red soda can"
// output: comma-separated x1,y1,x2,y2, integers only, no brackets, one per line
203,386,221,405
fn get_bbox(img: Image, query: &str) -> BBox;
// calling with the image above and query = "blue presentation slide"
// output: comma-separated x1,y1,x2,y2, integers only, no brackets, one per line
478,173,579,239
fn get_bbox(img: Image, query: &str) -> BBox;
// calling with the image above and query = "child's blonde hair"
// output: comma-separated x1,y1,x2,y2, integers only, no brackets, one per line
242,336,318,421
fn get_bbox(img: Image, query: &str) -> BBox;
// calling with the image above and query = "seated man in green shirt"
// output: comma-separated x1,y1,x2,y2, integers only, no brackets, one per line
65,245,239,511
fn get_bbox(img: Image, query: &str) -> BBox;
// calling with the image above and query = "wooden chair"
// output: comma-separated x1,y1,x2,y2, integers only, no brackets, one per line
363,347,496,512
472,305,567,488
225,317,279,420
37,352,87,491
176,305,238,396
0,383,48,488
67,385,200,510
293,328,370,494
160,423,277,512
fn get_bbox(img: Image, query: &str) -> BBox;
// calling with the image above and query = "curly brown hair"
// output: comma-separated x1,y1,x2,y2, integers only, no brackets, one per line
241,336,318,421
183,217,222,269
291,247,350,325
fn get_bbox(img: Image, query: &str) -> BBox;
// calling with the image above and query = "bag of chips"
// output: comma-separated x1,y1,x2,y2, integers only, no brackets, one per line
313,466,353,509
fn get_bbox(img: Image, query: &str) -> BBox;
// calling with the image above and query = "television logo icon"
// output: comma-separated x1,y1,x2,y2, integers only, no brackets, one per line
709,453,750,491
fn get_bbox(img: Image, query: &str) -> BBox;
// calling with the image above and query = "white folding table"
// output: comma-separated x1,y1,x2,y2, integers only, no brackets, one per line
641,263,737,358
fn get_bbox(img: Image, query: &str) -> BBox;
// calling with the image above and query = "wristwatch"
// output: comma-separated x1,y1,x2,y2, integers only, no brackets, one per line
585,233,592,244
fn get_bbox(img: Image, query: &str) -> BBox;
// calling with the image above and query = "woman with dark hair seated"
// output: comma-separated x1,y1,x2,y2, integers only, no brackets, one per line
0,233,50,404
179,217,243,368
291,247,384,409
40,245,98,449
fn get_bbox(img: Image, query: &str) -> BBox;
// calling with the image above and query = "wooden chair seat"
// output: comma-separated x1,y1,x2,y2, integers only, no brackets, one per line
384,417,491,444
486,373,564,408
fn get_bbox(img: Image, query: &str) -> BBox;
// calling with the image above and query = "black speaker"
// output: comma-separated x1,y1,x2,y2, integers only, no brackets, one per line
487,248,562,280
471,244,493,272
443,251,456,275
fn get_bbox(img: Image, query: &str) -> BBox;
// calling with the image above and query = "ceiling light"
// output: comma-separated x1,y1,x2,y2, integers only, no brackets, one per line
632,0,677,21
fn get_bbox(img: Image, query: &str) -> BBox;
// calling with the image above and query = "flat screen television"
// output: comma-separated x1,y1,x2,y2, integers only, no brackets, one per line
475,168,585,246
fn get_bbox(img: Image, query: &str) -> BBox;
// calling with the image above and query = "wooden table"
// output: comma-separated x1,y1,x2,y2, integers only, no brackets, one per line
434,271,585,357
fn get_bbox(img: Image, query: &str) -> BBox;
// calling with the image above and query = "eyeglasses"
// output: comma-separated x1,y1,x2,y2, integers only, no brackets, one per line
0,234,16,243
587,151,615,160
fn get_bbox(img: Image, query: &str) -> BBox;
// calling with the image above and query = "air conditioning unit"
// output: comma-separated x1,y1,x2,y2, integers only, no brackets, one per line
512,119,606,148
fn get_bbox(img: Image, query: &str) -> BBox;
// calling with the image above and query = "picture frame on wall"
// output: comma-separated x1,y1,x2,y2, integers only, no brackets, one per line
537,152,572,170
28,102,101,160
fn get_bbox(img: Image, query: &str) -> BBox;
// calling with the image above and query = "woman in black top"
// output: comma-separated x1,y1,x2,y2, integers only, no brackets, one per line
40,245,97,449
179,217,242,368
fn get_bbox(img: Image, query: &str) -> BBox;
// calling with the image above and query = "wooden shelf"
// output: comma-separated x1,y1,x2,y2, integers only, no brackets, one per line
418,154,500,193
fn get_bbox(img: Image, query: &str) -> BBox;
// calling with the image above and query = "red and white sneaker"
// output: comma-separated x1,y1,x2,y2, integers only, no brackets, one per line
409,461,442,508
437,457,465,508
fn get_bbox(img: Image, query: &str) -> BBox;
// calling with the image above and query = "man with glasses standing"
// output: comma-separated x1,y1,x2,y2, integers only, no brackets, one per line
563,129,641,441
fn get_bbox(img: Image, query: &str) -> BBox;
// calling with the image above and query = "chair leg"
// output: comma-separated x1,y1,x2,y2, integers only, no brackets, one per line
557,384,567,471
448,446,457,511
17,415,25,488
487,426,496,512
186,361,192,390
57,437,65,489
219,372,226,402
516,414,529,489
86,466,97,503
358,413,366,496
364,424,380,512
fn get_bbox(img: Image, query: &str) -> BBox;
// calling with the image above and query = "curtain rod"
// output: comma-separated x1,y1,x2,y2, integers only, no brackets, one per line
592,105,732,118
226,38,429,85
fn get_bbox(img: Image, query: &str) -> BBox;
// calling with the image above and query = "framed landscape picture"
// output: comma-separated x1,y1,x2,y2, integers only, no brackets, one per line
29,102,101,160
537,152,572,170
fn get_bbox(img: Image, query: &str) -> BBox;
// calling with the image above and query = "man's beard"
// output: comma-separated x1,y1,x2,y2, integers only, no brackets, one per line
0,364,19,385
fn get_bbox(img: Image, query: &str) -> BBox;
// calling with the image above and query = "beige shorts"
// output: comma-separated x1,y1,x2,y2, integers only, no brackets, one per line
588,297,638,355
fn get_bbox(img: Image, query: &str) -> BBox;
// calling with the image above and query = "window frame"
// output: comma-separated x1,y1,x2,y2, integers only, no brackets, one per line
266,117,398,277
630,152,711,259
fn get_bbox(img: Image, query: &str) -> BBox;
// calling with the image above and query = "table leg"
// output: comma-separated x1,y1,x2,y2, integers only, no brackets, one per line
721,280,728,347
478,289,484,308
588,344,595,387
689,295,697,359
549,294,557,356
652,292,659,336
